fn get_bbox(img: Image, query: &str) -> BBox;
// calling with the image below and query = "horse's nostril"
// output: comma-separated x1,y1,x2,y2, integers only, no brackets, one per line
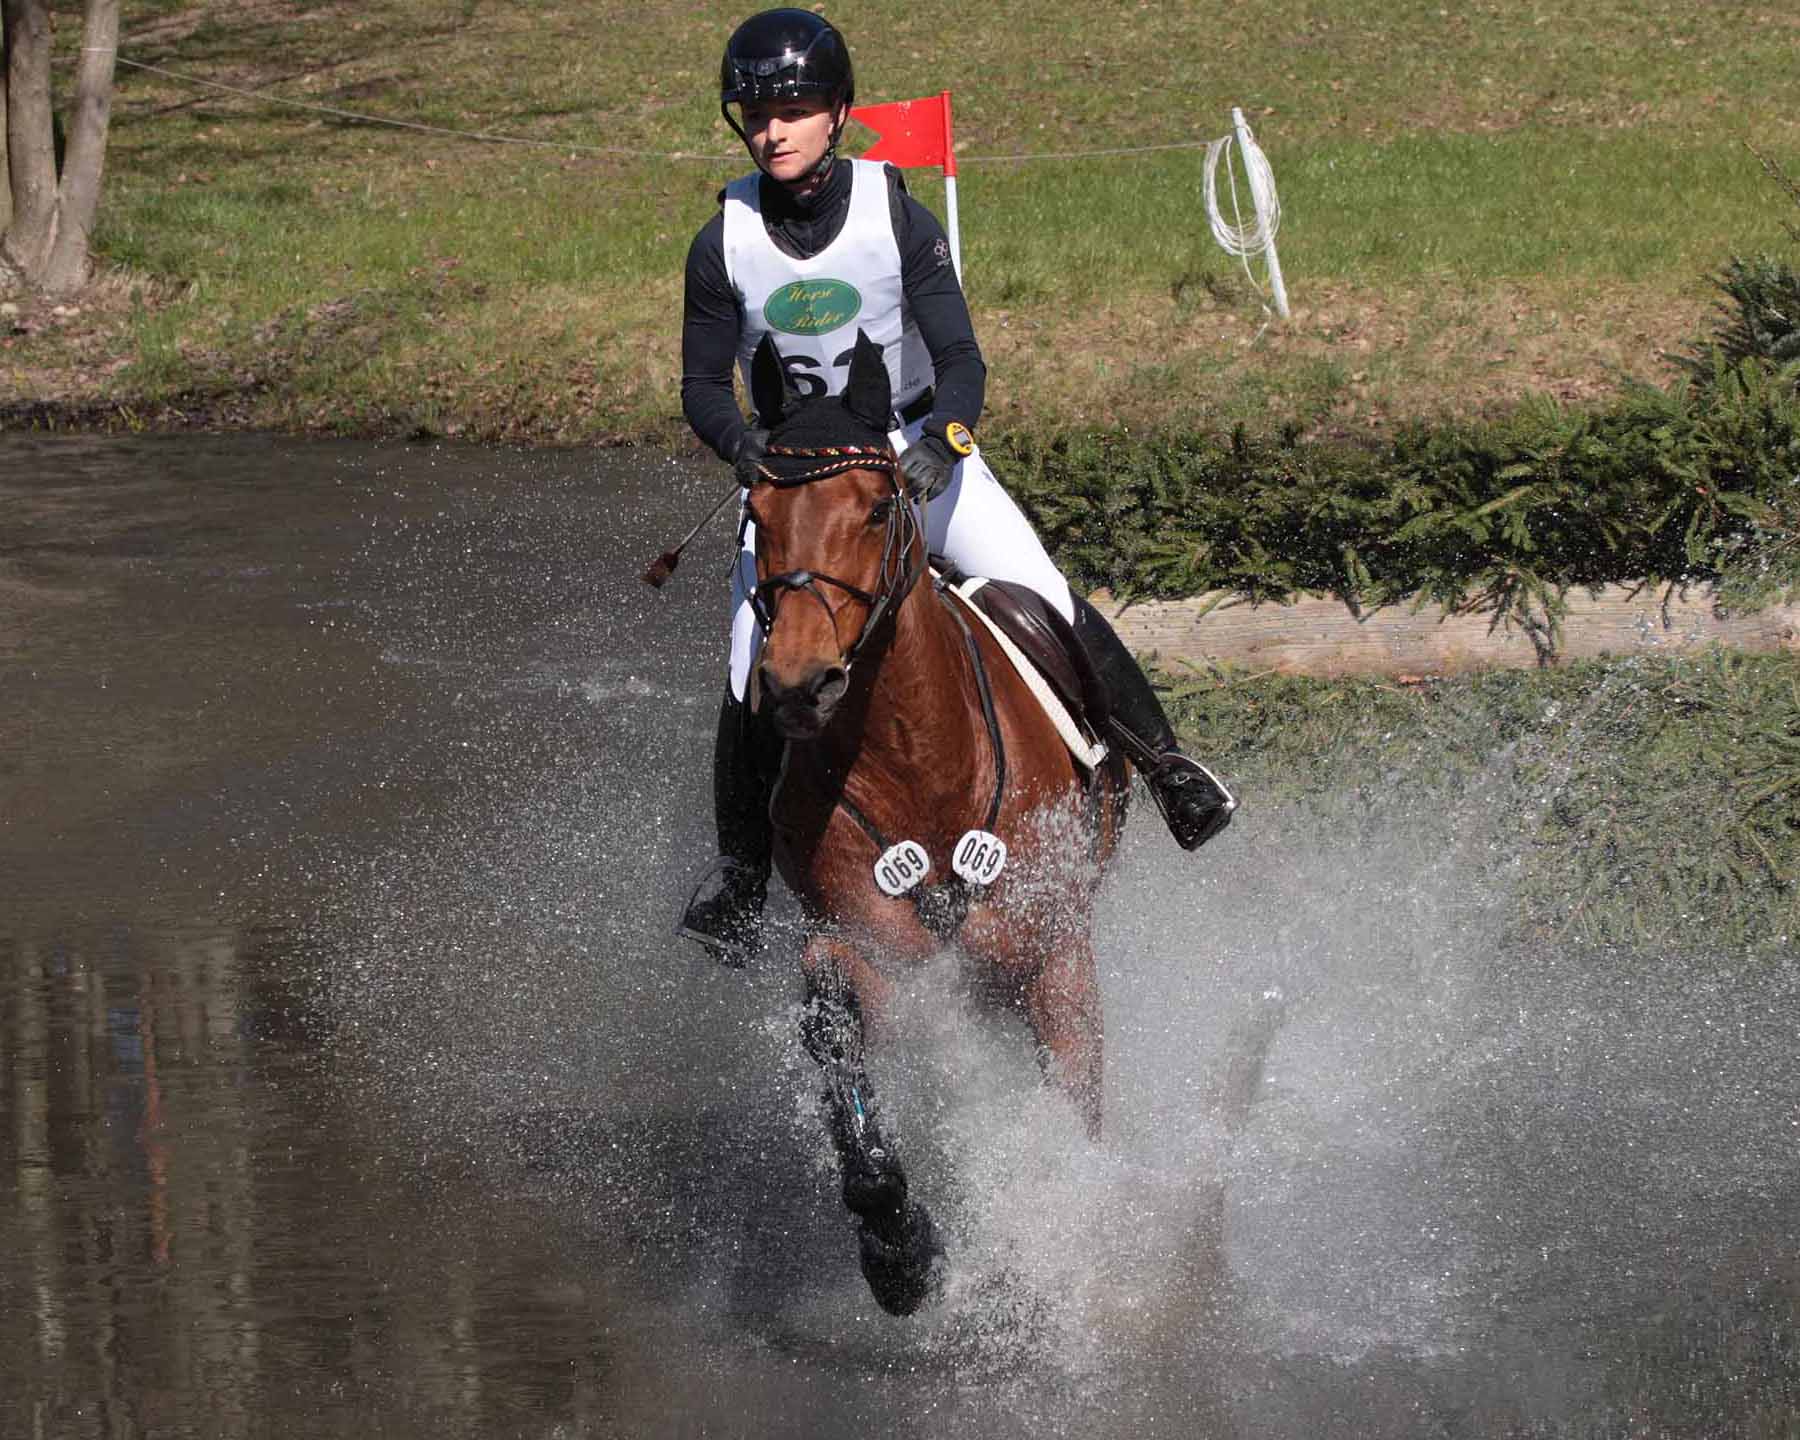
760,664,847,720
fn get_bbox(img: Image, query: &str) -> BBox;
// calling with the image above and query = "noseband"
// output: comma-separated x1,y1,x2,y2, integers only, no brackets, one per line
742,442,924,668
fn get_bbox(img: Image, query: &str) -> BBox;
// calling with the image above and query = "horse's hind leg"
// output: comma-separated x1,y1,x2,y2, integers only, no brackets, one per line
800,937,944,1315
1021,932,1104,1139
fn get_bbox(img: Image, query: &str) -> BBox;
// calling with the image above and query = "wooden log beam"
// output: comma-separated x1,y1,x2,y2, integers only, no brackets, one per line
1092,586,1800,677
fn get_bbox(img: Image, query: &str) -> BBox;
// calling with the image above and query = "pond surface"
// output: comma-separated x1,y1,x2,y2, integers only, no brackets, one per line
3,433,1797,1438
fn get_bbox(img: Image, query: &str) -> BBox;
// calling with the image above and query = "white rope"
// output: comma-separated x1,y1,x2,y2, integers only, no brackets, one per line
1202,111,1289,321
1204,134,1279,259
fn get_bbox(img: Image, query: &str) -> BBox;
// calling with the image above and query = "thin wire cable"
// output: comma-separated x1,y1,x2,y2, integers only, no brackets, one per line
114,55,1218,166
960,139,1213,163
113,56,730,159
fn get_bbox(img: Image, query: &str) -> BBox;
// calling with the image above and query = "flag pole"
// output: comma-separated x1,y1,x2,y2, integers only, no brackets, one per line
940,91,962,282
1231,107,1287,319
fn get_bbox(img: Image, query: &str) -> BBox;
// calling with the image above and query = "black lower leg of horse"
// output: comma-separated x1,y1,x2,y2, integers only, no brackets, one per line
800,969,945,1315
801,972,904,1221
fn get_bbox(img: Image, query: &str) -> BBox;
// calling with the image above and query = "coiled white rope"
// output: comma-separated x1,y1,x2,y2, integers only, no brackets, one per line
1203,108,1289,320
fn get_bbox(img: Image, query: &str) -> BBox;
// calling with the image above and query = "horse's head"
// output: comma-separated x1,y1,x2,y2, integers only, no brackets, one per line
745,331,919,740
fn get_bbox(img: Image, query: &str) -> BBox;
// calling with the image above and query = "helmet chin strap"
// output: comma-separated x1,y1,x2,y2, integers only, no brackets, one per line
808,105,849,181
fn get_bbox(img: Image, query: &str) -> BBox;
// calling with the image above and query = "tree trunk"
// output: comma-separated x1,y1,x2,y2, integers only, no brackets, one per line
1,0,119,295
41,0,118,293
1,23,13,241
1,0,57,281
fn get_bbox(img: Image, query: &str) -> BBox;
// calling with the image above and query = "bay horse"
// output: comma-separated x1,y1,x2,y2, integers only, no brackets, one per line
740,330,1129,1315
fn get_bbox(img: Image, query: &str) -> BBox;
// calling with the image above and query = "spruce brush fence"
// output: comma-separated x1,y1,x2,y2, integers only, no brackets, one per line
1001,356,1800,646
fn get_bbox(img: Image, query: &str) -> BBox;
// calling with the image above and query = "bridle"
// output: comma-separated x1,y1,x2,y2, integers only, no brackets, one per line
740,441,924,669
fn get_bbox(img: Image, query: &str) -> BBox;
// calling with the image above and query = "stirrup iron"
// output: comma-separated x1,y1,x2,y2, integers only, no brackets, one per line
677,857,768,965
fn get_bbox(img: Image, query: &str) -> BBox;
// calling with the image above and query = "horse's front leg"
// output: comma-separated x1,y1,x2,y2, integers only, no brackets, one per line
1021,931,1104,1139
800,934,944,1315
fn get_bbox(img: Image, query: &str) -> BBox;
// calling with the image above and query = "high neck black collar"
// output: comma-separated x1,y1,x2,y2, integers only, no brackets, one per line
759,157,851,220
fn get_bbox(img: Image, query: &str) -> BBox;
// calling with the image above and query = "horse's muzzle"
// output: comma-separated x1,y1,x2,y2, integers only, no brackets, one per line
760,661,849,738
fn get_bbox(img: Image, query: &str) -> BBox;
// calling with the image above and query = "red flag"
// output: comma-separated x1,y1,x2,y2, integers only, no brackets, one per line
849,91,958,177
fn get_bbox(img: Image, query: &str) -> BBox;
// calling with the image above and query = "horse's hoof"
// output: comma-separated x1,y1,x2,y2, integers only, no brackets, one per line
857,1202,946,1317
842,1155,906,1220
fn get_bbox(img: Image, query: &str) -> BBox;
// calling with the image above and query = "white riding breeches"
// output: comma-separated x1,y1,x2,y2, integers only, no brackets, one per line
727,419,1075,701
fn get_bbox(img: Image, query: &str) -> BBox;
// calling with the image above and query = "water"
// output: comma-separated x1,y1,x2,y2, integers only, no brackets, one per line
4,433,1798,1438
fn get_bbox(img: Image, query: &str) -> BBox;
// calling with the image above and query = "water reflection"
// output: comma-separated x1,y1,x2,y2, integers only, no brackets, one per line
2,920,641,1438
1,434,677,1438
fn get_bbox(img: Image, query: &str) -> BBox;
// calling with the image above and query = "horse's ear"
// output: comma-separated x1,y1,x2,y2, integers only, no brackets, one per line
841,330,892,434
749,333,794,427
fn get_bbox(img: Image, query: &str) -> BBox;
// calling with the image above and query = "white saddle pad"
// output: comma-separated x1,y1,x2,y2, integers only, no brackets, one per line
944,575,1109,772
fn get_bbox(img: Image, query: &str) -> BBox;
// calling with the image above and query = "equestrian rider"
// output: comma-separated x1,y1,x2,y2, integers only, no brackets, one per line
679,8,1236,961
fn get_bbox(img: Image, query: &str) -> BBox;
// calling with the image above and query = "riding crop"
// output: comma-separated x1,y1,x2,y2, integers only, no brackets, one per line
641,480,742,589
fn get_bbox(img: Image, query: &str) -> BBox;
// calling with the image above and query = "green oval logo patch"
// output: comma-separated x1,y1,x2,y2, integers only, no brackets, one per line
762,278,863,337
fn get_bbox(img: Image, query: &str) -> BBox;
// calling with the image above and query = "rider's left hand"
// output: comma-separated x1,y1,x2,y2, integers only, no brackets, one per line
899,435,956,501
733,427,771,489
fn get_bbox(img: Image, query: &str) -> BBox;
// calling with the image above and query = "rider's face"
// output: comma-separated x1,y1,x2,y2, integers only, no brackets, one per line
741,95,839,184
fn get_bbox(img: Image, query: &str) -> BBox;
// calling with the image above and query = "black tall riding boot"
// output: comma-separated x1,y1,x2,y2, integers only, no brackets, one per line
1071,595,1238,850
678,688,781,964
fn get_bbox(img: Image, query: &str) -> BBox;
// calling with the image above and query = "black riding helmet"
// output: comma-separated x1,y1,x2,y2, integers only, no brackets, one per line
720,9,854,178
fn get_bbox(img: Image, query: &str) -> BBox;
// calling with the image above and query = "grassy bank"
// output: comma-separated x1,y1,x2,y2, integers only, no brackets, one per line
1166,652,1800,957
3,0,1797,442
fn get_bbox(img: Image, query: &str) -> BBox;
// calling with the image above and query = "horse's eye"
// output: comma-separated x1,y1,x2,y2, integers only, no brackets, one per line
868,497,894,526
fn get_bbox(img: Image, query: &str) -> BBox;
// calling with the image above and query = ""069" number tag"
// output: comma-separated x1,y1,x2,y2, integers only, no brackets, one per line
873,840,931,897
952,829,1008,886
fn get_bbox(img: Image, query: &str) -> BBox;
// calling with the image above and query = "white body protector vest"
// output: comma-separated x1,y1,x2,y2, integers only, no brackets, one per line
722,158,932,416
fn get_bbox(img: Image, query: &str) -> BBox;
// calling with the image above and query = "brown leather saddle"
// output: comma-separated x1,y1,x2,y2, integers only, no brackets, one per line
934,564,1112,742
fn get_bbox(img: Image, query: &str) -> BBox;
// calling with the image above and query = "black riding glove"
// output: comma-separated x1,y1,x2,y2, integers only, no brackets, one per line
733,427,770,488
898,435,957,501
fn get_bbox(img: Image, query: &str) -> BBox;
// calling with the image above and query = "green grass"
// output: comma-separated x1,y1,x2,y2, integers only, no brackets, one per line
6,0,1798,439
1165,652,1800,956
923,131,1795,297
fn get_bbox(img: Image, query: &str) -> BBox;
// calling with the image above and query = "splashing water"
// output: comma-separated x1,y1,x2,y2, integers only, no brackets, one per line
13,435,1797,1439
311,451,1800,1437
326,669,1764,1436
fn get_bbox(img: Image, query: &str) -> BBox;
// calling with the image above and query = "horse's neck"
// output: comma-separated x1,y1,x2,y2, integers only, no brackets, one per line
831,577,983,792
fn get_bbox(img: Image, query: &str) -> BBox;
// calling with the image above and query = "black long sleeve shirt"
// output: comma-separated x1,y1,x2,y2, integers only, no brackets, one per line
681,160,986,462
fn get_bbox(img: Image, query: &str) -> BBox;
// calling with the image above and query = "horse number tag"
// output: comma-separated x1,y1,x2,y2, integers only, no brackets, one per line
874,841,931,898
952,829,1008,886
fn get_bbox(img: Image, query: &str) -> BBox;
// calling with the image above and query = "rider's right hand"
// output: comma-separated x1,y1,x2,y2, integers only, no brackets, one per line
734,427,771,488
898,435,956,502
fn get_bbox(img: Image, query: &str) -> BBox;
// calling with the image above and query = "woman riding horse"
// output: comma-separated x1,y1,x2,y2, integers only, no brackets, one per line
679,8,1236,964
